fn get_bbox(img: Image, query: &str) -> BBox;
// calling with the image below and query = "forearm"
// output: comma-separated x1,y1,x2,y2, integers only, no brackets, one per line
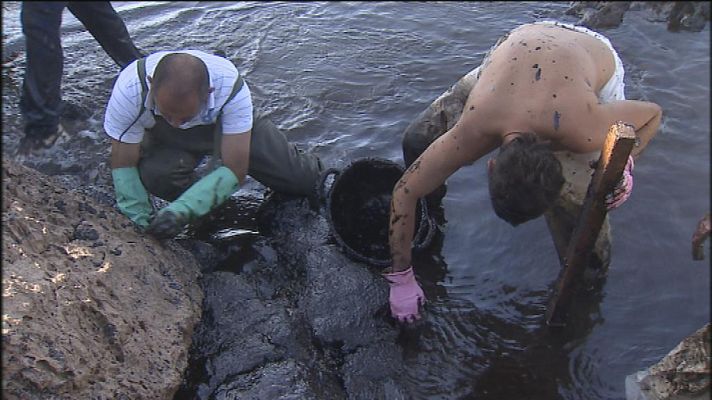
388,188,418,272
631,106,662,159
165,166,239,222
111,167,152,227
110,139,140,168
221,132,250,186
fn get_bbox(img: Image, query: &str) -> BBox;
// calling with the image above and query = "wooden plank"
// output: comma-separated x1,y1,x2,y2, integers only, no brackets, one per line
546,122,636,327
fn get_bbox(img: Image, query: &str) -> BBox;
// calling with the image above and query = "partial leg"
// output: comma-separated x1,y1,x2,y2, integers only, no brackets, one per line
246,112,324,197
19,2,67,143
138,147,200,202
67,1,144,69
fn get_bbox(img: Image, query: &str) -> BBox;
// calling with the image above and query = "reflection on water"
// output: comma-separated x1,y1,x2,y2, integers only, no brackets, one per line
2,2,709,399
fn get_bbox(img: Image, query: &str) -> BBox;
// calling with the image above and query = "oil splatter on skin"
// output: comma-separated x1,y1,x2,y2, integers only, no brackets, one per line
394,160,420,192
553,110,561,131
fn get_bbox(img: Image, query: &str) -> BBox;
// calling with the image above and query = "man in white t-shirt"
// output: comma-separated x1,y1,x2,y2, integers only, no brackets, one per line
105,50,323,239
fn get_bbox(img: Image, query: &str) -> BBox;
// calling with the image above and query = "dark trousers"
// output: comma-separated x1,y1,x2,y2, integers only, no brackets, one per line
19,2,142,138
138,113,324,201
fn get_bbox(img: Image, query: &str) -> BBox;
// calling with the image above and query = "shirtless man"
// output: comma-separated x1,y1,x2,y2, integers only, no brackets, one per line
384,21,662,323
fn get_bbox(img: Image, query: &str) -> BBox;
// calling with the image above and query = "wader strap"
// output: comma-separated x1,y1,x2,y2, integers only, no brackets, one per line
207,73,245,171
117,57,149,143
129,55,246,171
137,57,148,117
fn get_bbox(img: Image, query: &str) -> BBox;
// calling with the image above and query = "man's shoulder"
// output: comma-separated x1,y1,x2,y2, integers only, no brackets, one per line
113,61,142,94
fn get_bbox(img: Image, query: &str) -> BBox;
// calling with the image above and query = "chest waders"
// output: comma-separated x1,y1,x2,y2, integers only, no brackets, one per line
129,57,244,201
120,56,323,203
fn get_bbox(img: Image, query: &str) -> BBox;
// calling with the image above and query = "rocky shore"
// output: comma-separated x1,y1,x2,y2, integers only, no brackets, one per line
566,1,710,32
2,159,203,399
2,2,708,398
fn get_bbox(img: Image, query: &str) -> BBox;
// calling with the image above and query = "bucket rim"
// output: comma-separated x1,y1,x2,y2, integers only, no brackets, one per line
321,157,433,268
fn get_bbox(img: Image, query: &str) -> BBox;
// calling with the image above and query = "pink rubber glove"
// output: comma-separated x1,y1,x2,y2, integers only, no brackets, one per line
384,266,425,323
606,155,634,210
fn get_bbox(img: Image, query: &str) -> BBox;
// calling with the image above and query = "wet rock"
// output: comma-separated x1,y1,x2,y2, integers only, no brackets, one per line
179,192,413,399
566,1,631,29
301,246,395,350
176,239,222,273
2,159,203,400
567,1,710,32
182,250,345,399
342,342,410,400
211,360,325,400
625,323,711,400
73,220,100,241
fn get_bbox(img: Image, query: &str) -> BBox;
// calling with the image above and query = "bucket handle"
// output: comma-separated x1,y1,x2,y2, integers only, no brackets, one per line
316,167,341,206
413,199,436,251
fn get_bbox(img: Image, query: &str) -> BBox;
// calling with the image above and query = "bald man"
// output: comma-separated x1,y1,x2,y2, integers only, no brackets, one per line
105,50,323,238
384,21,662,323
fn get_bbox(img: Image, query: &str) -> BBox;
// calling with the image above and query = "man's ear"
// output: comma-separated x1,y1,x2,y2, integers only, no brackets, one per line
201,87,215,102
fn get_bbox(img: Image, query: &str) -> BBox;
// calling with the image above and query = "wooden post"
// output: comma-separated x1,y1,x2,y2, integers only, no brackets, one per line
546,122,636,327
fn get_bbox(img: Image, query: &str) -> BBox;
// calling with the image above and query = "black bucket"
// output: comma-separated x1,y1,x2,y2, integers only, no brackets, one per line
318,157,435,268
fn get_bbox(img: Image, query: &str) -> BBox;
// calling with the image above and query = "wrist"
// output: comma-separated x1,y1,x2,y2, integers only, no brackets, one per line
164,201,190,220
165,166,239,221
384,265,412,276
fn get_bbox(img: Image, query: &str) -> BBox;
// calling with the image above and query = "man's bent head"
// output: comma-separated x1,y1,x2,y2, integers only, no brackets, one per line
151,53,211,127
487,132,564,226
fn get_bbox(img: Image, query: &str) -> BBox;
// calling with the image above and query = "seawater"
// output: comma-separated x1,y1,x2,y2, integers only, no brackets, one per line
1,2,709,399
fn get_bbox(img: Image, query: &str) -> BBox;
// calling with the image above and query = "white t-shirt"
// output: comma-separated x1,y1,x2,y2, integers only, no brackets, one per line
104,50,253,144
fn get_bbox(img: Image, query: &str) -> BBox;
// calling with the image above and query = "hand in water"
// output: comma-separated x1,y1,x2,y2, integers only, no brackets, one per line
384,266,426,323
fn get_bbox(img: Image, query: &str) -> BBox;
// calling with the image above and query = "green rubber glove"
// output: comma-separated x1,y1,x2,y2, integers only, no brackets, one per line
112,167,152,228
146,166,240,239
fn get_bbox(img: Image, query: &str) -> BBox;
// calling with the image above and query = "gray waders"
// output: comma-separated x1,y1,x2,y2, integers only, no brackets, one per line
401,67,481,207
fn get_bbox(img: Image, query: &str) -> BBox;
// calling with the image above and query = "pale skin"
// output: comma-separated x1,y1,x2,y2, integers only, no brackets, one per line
388,23,662,272
110,65,250,186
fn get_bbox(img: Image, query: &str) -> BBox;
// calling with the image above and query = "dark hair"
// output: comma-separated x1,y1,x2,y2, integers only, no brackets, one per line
488,132,564,226
152,53,210,99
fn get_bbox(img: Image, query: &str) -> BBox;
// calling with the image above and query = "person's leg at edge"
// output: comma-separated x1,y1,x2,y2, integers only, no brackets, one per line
66,2,143,69
18,2,68,152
